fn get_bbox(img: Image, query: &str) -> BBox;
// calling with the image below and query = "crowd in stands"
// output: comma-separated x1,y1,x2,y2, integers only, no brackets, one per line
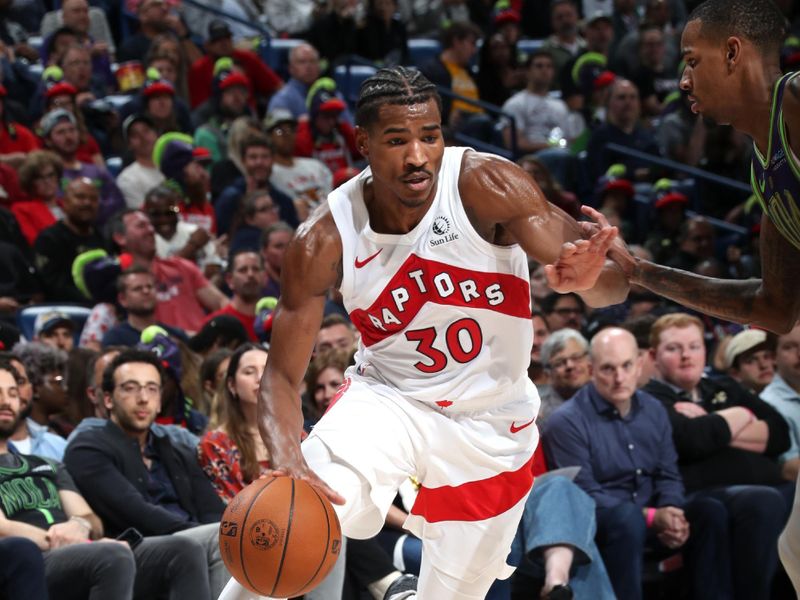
0,0,799,598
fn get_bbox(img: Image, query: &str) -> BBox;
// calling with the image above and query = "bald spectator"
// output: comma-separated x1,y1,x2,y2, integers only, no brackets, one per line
586,79,660,182
109,209,226,334
33,177,106,303
267,43,321,120
39,109,124,226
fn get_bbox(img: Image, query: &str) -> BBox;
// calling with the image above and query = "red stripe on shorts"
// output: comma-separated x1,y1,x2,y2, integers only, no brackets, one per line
410,453,535,523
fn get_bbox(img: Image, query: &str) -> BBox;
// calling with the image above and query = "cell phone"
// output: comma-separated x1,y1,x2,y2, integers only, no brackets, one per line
116,527,144,549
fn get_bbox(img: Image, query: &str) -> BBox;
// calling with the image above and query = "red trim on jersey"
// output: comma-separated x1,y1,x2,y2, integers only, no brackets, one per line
349,254,531,347
410,452,535,523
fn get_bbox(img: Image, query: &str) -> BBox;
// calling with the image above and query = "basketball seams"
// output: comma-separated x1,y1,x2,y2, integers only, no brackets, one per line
239,477,279,594
270,478,296,596
289,485,333,596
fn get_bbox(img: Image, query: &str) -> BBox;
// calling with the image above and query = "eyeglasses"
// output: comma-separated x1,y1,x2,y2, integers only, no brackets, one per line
35,171,59,181
43,374,67,390
255,204,278,213
549,351,588,370
116,381,161,398
271,125,296,136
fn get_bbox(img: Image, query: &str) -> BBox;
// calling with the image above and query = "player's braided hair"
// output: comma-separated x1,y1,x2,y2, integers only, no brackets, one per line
355,66,442,128
689,0,788,56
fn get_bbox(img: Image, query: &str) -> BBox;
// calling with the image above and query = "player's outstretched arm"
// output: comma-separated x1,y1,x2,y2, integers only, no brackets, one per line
258,207,346,505
604,209,800,333
459,152,629,307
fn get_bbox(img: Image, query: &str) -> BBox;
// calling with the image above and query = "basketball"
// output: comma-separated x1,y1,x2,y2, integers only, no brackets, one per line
219,476,343,597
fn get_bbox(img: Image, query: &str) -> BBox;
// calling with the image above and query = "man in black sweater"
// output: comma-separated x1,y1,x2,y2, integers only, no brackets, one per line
64,349,228,598
643,313,792,599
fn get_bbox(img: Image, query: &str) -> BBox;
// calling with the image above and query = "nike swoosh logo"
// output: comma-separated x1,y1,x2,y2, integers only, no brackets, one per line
354,248,382,269
510,417,535,434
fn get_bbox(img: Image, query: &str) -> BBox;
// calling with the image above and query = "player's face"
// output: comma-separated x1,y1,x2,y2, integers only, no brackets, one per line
679,19,731,124
358,99,444,209
652,325,706,390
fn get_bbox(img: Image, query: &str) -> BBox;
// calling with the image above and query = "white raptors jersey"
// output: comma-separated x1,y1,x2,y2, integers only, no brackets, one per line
328,147,534,411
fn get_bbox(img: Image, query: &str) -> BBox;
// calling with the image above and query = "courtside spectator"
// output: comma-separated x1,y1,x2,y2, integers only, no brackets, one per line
537,329,591,424
12,342,72,438
64,349,229,597
725,329,777,394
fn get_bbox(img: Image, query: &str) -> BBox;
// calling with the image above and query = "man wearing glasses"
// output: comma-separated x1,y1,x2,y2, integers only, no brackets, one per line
64,349,229,599
541,291,586,331
537,329,591,425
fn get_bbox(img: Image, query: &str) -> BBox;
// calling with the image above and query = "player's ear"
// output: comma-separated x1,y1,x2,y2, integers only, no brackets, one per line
725,36,742,69
355,126,369,158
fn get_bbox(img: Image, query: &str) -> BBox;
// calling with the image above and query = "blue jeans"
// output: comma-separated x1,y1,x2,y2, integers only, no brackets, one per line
488,475,614,600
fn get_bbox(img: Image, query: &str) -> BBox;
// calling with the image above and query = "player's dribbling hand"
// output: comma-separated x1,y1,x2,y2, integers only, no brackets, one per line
266,462,347,506
545,208,618,292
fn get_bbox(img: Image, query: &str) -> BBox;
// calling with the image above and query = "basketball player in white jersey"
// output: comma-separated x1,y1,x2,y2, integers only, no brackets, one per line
219,67,629,600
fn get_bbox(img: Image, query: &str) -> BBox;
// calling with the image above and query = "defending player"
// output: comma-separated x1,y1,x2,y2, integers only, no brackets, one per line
219,66,628,600
596,0,800,593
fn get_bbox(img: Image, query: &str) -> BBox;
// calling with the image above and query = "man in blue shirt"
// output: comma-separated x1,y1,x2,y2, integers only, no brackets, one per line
543,327,730,600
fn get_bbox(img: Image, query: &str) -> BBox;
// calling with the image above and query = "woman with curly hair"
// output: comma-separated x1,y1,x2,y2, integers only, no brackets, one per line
11,151,65,246
11,342,72,438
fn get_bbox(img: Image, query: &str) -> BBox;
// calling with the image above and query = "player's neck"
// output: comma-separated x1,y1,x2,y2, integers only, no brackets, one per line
364,181,437,235
733,64,783,152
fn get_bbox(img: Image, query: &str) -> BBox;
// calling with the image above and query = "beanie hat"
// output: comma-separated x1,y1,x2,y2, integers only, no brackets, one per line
142,66,175,98
652,178,689,210
42,65,78,99
153,132,195,189
307,77,346,116
213,57,250,94
72,249,134,304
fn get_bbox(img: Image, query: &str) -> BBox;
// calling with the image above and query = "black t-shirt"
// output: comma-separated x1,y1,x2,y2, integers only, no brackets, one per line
631,65,679,103
102,321,188,348
33,221,106,303
0,453,77,529
0,241,41,305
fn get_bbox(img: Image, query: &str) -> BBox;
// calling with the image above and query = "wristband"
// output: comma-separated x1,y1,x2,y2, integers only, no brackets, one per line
645,507,656,528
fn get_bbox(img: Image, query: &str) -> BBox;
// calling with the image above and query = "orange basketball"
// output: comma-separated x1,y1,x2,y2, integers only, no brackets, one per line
219,476,343,597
